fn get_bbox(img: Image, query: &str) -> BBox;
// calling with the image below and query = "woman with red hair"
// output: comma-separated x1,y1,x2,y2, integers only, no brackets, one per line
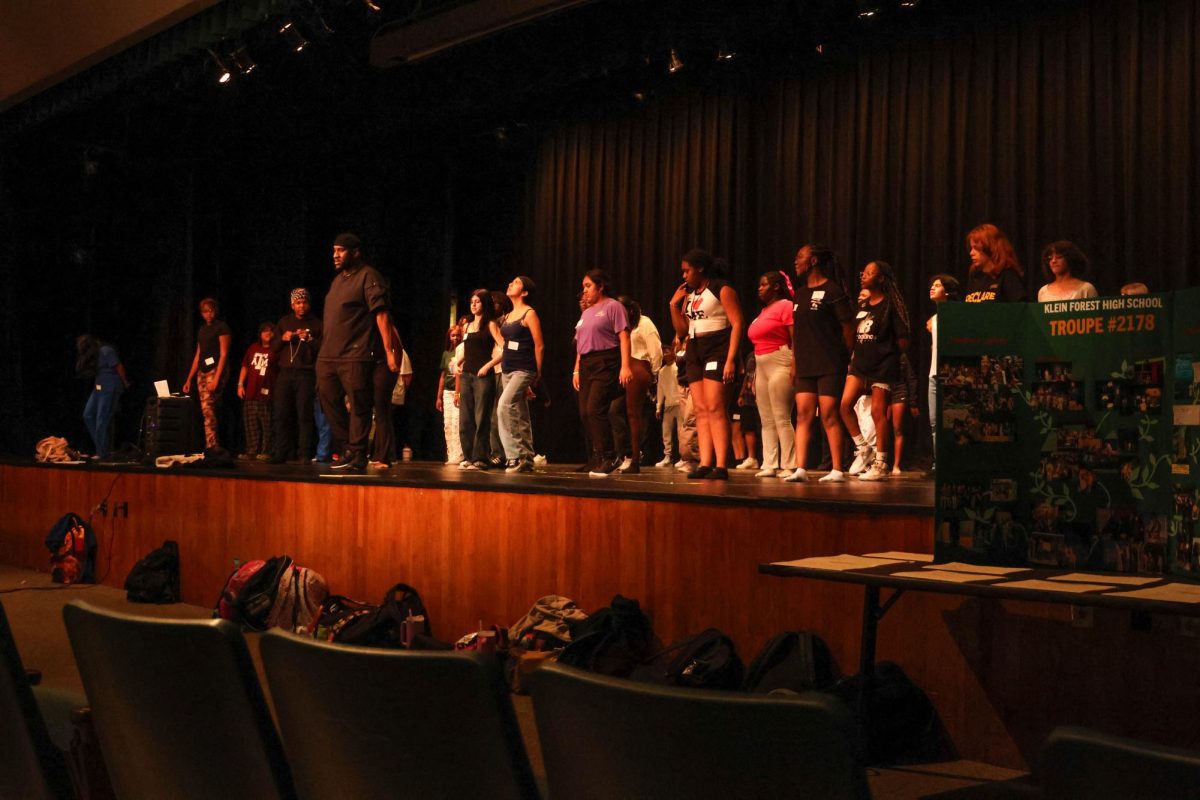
962,223,1026,304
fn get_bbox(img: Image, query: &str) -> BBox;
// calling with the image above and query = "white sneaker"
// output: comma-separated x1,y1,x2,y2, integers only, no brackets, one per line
618,457,632,471
655,456,673,467
754,467,777,478
819,470,846,483
676,461,697,473
458,460,472,470
736,457,759,470
859,461,889,481
848,447,874,475
783,468,808,483
533,454,548,465
674,458,687,468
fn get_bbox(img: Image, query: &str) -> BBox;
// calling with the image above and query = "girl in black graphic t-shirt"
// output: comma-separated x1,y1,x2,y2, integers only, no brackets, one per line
963,223,1026,304
838,261,910,482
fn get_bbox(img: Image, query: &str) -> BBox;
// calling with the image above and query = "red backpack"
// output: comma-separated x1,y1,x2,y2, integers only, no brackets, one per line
215,556,292,630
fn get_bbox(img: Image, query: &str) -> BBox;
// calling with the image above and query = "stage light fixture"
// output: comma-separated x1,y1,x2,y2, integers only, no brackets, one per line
667,48,684,74
207,49,232,84
279,21,308,52
856,0,881,19
716,46,737,62
364,0,382,11
229,45,257,75
899,0,921,7
632,89,648,102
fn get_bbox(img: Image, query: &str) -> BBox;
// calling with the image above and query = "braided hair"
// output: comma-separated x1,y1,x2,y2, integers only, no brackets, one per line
803,244,843,288
871,261,911,341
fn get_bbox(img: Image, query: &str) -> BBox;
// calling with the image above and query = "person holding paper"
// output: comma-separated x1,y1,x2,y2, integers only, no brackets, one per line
497,276,544,473
269,287,322,464
669,248,745,481
182,297,232,449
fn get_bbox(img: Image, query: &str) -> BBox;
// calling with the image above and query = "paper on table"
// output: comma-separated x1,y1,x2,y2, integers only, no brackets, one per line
772,554,907,571
1111,584,1200,603
999,579,1114,593
893,570,1002,583
154,380,170,398
928,562,1030,576
863,551,935,562
1049,573,1160,587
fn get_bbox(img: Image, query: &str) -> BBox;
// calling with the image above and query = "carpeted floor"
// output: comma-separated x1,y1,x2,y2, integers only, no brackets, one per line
1,563,1027,799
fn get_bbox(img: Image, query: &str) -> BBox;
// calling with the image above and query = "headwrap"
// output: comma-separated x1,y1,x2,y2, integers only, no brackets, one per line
290,288,310,303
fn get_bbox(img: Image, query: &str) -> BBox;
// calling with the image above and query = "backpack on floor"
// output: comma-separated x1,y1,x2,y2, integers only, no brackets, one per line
743,631,837,693
215,556,293,630
558,594,655,678
124,540,181,603
316,583,432,648
267,564,328,633
632,628,744,690
45,512,97,584
828,660,943,764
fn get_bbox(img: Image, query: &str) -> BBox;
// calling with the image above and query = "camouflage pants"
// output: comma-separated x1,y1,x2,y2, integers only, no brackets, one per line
197,370,222,448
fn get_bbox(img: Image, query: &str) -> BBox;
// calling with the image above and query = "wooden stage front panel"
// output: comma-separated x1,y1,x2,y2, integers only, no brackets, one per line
3,463,1199,769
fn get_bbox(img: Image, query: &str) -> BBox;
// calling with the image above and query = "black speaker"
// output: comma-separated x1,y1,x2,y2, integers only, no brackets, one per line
141,397,203,457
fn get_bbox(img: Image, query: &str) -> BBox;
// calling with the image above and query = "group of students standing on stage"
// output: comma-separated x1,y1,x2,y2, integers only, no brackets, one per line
439,280,546,474
73,224,1145,473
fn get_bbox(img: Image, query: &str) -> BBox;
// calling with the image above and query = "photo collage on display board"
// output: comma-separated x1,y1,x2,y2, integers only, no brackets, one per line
934,289,1199,578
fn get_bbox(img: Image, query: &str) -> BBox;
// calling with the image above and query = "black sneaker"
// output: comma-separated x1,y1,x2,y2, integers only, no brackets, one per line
686,465,713,479
332,453,367,472
516,459,534,473
704,467,729,480
473,460,490,471
588,459,616,478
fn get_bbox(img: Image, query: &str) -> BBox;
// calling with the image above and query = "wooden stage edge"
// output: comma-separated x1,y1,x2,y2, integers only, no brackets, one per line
3,461,1199,770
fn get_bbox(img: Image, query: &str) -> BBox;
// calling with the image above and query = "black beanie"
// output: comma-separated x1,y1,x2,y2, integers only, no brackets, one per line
334,232,362,250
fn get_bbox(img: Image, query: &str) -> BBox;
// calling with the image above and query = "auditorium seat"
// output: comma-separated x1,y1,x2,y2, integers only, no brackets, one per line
1035,725,1200,799
62,600,295,800
528,662,870,799
259,630,540,800
0,598,76,799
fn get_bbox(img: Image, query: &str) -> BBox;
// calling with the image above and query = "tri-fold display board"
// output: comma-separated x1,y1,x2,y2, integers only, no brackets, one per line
935,288,1200,580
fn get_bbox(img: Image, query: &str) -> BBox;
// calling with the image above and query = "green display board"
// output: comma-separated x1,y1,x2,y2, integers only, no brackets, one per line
934,289,1200,578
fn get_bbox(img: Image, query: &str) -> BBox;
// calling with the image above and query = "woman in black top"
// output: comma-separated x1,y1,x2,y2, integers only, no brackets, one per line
456,288,504,469
963,223,1026,303
669,249,745,480
838,261,911,482
788,244,855,483
182,297,232,449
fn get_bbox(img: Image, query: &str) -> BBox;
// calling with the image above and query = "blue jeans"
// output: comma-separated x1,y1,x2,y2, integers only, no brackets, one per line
498,370,536,460
83,389,118,459
314,400,332,460
928,378,939,469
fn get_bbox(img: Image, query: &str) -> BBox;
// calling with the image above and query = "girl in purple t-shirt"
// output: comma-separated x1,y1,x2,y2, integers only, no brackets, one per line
572,269,632,476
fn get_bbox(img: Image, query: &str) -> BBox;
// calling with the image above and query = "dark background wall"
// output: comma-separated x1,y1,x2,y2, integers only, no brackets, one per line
1,0,1198,461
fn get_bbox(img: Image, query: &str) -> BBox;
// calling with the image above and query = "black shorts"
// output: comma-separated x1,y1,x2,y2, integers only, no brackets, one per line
732,403,760,431
794,371,845,398
889,380,909,406
685,328,732,383
848,367,894,392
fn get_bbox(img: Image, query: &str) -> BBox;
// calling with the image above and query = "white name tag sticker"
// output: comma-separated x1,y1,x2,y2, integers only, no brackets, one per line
705,361,718,371
793,303,799,311
95,384,102,391
204,356,215,366
812,290,825,301
261,388,270,396
508,340,519,350
856,311,868,319
575,319,583,329
732,413,741,420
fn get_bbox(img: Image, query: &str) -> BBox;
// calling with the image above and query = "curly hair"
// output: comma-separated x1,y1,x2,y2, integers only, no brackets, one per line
1040,240,1089,280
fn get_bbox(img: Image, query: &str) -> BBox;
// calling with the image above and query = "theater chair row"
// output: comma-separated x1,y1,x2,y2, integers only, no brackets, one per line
4,599,1199,800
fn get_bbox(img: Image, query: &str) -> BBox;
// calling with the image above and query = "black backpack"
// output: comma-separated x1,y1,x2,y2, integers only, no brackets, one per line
318,583,434,648
633,628,744,690
828,660,944,764
124,540,181,603
558,594,654,677
743,631,837,693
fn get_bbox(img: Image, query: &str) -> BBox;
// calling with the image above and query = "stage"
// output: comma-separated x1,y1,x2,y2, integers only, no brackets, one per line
3,458,1199,770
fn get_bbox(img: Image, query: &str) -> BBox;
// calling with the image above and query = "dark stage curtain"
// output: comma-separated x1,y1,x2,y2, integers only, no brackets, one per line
519,0,1200,461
